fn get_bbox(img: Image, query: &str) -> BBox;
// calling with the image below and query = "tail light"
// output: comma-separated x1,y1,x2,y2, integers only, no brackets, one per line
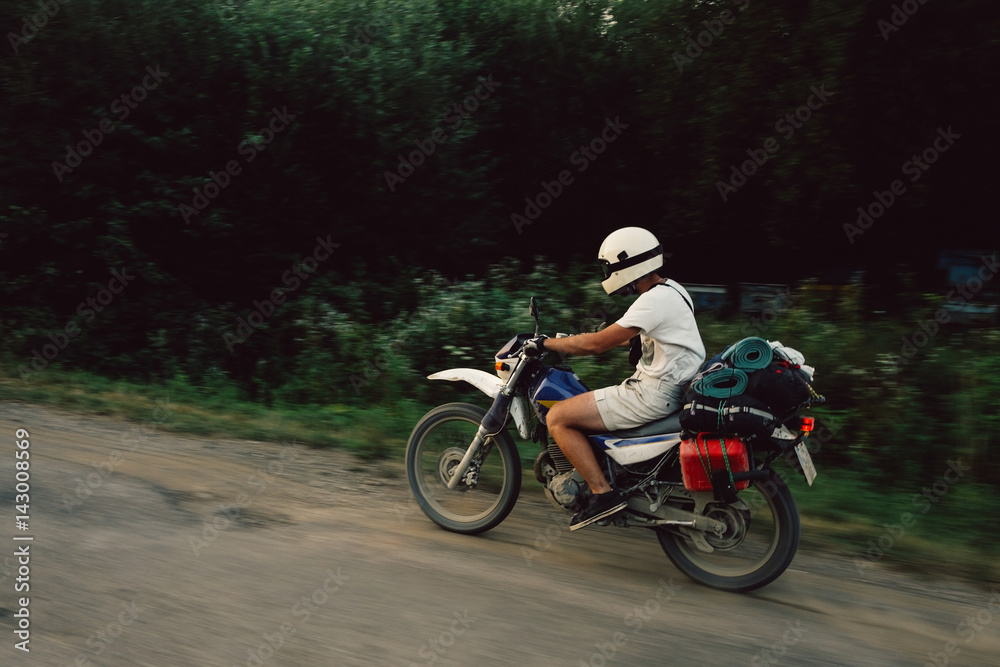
800,417,815,433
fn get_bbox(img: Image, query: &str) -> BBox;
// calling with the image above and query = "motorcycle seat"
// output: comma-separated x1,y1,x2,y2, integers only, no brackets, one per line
609,411,682,439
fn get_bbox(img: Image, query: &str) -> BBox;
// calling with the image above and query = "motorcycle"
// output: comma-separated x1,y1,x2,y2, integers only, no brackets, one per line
405,298,821,592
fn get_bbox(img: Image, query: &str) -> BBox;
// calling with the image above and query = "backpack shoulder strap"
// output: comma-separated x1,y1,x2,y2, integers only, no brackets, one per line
631,282,693,368
654,281,693,313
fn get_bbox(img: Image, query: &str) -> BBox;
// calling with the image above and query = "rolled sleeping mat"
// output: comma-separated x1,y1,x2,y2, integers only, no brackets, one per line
721,336,773,370
691,367,749,398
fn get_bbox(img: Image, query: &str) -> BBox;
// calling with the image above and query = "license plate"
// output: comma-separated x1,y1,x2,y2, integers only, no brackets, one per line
795,442,817,486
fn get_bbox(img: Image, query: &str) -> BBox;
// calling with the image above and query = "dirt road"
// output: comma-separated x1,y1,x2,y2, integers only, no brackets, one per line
0,401,997,666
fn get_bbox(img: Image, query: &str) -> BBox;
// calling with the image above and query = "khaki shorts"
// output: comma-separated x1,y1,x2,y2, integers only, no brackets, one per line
593,371,685,431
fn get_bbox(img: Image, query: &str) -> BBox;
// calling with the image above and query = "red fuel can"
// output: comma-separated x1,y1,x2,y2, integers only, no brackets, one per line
680,435,750,492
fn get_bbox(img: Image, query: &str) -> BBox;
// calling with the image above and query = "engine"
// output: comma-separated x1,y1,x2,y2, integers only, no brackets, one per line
546,469,587,510
534,451,588,511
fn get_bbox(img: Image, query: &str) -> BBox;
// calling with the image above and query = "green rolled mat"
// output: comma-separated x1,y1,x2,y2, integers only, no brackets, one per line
692,368,749,398
721,336,773,370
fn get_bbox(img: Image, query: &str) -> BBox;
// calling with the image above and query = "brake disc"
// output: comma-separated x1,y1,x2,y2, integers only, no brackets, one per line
438,447,473,491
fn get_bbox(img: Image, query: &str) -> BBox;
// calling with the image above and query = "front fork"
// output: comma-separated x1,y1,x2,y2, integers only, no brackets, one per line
445,431,486,490
445,392,513,489
445,358,533,489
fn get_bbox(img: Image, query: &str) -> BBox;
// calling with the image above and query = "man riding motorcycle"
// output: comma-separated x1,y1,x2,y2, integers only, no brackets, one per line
524,227,706,530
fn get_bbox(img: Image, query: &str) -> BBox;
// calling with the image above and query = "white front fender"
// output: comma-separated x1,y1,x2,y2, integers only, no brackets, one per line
428,368,532,440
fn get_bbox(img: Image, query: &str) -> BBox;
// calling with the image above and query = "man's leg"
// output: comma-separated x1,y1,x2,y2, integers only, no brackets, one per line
546,392,612,494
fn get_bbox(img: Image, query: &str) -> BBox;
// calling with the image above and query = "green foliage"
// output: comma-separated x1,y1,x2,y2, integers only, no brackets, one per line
1,0,996,579
0,1,997,488
3,341,997,578
784,468,1000,580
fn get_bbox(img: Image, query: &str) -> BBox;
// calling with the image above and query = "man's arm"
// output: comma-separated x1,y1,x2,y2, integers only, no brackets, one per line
542,323,639,357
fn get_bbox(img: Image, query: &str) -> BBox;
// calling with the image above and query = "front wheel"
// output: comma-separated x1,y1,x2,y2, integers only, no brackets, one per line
406,402,522,534
655,475,801,592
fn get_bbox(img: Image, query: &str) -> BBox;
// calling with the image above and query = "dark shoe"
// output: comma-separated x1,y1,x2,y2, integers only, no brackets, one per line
569,490,627,531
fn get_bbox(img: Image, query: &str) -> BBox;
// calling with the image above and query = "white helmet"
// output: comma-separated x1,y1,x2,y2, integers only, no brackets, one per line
597,227,663,295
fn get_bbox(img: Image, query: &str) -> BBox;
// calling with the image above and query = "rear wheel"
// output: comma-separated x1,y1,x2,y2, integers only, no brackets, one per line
656,475,800,592
405,402,521,534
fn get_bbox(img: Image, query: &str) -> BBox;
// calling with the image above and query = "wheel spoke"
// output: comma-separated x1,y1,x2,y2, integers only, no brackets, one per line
656,477,800,591
674,486,778,576
406,403,521,534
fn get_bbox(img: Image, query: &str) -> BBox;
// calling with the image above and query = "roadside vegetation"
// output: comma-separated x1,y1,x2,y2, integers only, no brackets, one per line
2,0,996,583
3,269,998,583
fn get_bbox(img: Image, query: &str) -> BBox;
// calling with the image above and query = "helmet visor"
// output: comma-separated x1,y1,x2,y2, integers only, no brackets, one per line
599,259,613,279
599,245,662,278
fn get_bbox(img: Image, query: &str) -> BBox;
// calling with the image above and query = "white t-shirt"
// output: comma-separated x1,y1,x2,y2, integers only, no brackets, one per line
614,280,706,387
